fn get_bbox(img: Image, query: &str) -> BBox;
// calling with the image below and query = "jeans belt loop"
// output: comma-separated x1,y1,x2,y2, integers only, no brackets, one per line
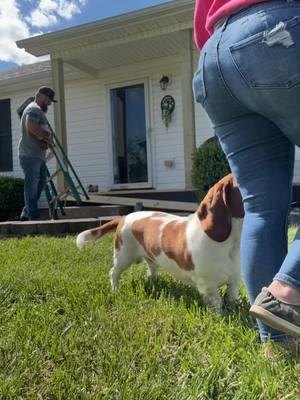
214,16,230,32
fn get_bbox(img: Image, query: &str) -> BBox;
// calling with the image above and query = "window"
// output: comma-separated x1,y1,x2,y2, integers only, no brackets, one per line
0,99,13,172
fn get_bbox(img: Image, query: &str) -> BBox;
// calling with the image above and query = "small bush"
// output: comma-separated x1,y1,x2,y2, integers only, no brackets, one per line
0,176,24,221
191,136,231,200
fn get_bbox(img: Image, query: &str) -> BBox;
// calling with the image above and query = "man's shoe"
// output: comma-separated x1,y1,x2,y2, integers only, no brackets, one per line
250,287,300,338
19,215,29,221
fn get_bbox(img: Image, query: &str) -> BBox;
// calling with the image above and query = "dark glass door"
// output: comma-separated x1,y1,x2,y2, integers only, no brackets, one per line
111,84,148,185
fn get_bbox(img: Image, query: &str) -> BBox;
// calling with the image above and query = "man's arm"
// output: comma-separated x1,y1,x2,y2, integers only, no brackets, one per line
26,118,52,145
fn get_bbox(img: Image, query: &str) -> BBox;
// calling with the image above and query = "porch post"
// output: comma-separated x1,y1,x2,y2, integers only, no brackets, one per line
51,57,67,191
180,29,196,190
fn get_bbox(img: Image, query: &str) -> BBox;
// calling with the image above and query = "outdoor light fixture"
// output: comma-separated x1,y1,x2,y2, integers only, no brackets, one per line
159,75,169,90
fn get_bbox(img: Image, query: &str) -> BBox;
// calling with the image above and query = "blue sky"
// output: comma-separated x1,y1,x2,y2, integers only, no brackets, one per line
0,0,172,73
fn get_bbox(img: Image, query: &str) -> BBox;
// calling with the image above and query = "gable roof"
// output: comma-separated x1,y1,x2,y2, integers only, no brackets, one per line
0,61,50,82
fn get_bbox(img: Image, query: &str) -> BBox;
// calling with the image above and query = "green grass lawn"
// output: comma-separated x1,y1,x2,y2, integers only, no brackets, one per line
0,228,299,399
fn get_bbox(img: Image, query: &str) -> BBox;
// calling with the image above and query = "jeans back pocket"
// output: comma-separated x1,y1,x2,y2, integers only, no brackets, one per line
229,17,300,89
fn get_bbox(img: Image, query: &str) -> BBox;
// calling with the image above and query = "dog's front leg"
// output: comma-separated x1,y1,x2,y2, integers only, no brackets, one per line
197,284,222,312
225,276,241,305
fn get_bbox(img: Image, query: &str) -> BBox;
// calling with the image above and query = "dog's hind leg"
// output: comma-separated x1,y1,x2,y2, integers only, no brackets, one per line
145,258,159,280
110,250,134,290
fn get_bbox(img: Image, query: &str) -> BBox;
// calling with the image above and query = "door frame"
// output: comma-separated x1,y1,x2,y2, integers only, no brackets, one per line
106,77,153,190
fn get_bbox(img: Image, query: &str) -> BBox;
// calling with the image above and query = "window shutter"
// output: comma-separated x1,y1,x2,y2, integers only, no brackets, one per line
0,99,13,172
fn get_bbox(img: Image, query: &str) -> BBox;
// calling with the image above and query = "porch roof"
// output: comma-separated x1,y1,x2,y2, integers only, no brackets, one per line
16,0,195,76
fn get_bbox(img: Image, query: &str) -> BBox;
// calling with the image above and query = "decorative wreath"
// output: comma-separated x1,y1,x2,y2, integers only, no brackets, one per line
160,95,175,128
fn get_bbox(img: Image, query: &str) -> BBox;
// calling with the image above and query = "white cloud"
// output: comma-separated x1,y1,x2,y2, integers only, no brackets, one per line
26,0,87,28
0,0,36,64
0,0,86,67
57,1,80,19
26,8,58,28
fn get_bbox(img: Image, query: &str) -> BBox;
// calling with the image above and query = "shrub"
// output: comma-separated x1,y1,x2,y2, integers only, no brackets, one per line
191,136,231,200
0,176,24,221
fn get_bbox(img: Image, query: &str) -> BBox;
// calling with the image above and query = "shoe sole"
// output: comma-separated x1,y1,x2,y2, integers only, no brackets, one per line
250,305,300,338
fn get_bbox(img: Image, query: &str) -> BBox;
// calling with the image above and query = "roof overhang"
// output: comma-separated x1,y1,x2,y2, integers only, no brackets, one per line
16,0,195,70
0,61,82,94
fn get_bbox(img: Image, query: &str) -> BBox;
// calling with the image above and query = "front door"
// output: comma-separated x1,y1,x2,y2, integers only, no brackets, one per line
110,83,151,188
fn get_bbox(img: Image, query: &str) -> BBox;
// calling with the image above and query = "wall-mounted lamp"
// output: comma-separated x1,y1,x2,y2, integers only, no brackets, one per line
159,75,169,91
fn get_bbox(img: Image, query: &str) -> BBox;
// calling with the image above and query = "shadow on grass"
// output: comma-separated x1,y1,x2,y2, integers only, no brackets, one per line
130,274,255,330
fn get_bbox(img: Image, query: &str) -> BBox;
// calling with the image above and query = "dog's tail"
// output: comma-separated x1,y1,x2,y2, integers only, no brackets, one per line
76,216,124,249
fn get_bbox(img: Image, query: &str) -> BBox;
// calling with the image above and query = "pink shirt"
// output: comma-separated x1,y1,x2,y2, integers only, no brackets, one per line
194,0,267,48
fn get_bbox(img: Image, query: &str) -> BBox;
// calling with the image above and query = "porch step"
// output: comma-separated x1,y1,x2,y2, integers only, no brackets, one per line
70,193,198,212
39,205,131,220
0,218,105,237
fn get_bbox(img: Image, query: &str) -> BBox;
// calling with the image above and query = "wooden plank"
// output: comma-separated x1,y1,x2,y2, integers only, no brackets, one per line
97,188,197,195
68,194,198,212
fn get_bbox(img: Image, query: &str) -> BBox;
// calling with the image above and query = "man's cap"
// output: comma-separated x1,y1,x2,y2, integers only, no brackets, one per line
37,86,57,102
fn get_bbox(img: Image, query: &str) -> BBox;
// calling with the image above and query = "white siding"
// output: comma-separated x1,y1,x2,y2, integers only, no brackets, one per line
150,58,185,189
65,81,109,190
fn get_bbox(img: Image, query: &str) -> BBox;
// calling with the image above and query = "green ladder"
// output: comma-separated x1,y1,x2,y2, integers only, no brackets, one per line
44,124,89,219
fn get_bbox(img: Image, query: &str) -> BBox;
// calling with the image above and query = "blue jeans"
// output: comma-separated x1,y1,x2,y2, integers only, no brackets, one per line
193,0,300,342
19,156,47,220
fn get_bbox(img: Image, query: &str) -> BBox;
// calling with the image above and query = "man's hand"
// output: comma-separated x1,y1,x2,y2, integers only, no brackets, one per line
26,119,53,149
44,135,53,146
26,118,52,143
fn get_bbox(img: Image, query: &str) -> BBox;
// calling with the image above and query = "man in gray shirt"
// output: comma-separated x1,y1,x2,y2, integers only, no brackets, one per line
18,86,57,220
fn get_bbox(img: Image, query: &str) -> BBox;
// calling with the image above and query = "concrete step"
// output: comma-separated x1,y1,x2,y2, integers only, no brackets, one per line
40,205,131,219
0,209,192,238
0,218,105,237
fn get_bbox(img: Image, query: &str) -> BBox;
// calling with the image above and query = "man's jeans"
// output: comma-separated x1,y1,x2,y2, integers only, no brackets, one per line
193,0,300,342
19,156,47,220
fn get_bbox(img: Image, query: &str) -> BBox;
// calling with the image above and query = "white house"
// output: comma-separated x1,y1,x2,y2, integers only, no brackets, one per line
1,0,300,197
0,0,214,196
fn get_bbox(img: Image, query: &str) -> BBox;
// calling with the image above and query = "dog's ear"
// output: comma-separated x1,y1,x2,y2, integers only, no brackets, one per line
224,175,244,219
197,174,244,242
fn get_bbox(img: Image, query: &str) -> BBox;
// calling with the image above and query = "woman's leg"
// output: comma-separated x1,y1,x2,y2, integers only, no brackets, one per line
215,113,295,342
193,2,300,340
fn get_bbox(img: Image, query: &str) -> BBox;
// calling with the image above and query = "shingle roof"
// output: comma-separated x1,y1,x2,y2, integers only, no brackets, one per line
0,61,50,82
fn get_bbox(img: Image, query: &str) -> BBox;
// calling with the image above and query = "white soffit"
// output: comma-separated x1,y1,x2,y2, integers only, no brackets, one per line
16,0,194,58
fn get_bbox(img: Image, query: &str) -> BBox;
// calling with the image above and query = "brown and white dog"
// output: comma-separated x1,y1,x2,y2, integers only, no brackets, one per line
77,174,244,310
